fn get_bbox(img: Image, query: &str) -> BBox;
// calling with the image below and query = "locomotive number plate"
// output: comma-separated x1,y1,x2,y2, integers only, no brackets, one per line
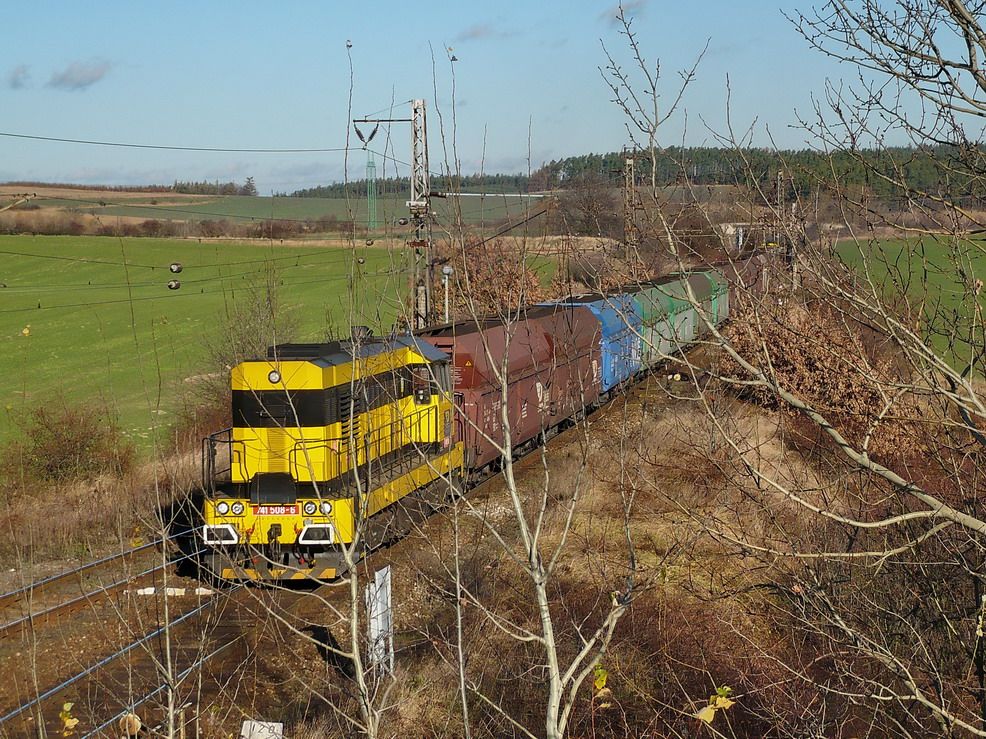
252,505,297,516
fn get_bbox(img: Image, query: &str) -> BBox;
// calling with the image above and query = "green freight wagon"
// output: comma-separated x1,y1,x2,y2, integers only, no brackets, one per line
630,269,730,368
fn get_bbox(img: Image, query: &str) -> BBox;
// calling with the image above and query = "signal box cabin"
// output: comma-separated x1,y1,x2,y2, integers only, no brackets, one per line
540,293,642,393
418,305,600,472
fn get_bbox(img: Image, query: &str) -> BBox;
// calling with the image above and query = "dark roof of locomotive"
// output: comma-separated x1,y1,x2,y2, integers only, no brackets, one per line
264,335,447,365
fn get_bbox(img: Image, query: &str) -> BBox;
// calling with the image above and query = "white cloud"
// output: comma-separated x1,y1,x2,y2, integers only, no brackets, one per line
454,23,515,42
599,0,648,27
48,60,112,91
7,64,30,89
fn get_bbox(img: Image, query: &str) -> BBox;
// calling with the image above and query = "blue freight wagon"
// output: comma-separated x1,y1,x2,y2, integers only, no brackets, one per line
540,293,642,393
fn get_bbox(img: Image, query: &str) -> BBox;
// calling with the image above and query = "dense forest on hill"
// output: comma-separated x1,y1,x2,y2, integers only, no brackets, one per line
292,172,530,198
292,145,984,202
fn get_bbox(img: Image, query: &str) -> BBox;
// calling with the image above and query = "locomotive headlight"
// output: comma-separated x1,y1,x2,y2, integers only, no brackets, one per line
302,501,317,516
230,501,245,515
215,501,230,515
320,501,332,515
268,369,281,384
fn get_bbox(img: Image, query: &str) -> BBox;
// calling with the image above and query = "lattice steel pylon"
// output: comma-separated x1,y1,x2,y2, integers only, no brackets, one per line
405,99,431,328
353,98,431,328
623,154,640,249
366,152,378,231
407,99,430,216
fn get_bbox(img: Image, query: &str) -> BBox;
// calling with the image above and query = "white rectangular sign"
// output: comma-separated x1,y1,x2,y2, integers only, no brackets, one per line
365,565,394,673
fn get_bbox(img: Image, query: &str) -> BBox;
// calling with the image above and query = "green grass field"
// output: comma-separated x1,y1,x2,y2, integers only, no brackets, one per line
836,235,986,365
0,235,414,447
36,193,543,228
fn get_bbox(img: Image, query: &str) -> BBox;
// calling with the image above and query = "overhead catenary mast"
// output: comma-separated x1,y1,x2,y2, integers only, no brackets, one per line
621,148,643,250
407,99,431,329
366,152,378,231
354,98,432,329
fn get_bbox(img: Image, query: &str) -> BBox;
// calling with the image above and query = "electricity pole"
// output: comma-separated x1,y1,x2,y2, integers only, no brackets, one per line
623,153,638,250
406,99,432,329
621,148,643,250
366,153,378,231
354,98,432,329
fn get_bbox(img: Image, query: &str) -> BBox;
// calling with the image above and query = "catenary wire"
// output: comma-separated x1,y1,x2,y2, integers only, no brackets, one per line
0,131,351,153
0,249,398,291
0,248,159,269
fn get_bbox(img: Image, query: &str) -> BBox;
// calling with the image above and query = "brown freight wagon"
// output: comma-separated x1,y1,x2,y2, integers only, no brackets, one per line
418,305,601,473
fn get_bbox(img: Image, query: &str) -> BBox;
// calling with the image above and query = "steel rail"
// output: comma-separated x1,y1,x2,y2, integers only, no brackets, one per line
0,547,206,639
78,585,318,737
0,581,243,727
80,637,243,738
0,529,193,612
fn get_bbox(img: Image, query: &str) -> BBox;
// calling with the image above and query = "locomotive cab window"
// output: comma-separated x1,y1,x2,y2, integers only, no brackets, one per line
411,365,431,404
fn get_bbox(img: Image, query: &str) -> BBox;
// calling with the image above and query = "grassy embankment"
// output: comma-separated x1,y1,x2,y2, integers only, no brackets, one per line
836,235,986,365
0,235,411,448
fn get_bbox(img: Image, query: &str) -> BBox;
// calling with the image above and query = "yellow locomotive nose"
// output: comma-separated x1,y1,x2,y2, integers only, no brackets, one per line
201,333,464,581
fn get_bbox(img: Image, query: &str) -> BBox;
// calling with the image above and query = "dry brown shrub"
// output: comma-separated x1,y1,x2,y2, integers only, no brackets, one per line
438,238,543,318
0,461,169,564
578,588,838,738
170,384,231,454
549,248,654,296
721,290,924,462
0,399,135,491
0,400,202,564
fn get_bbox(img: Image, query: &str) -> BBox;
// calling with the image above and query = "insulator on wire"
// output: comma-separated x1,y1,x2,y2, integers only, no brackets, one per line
167,280,181,290
169,263,183,273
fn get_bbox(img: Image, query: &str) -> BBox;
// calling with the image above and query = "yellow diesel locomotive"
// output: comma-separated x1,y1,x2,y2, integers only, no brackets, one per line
201,333,463,581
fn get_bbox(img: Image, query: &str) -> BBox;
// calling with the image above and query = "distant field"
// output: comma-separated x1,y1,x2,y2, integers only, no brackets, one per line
0,235,413,446
837,235,986,363
26,192,543,229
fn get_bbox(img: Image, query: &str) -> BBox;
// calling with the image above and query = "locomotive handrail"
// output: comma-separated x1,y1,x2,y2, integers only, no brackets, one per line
202,428,246,492
287,405,440,486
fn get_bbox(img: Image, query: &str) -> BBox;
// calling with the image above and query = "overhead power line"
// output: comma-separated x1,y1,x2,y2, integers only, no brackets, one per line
470,208,551,248
0,131,351,154
0,248,159,270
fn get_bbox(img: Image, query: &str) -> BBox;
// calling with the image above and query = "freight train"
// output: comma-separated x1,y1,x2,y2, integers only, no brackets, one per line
199,262,759,581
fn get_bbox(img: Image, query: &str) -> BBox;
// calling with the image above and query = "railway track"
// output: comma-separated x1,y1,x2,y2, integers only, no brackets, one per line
0,580,320,738
0,372,681,737
0,587,230,731
0,531,195,639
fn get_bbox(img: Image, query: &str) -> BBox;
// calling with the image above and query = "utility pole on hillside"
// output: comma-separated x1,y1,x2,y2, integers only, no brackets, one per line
622,148,643,251
354,98,432,329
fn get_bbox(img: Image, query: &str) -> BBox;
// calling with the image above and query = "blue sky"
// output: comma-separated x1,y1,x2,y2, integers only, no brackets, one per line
0,1,848,191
